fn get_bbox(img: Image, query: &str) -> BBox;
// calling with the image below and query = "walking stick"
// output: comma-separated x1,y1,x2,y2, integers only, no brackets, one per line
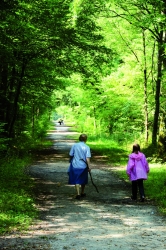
80,159,99,193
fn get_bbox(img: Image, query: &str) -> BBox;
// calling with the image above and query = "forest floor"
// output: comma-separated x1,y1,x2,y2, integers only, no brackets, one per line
0,122,166,250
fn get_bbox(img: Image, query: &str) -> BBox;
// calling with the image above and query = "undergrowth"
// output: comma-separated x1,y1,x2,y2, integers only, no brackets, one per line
88,136,128,166
0,157,37,234
145,164,166,214
0,122,54,235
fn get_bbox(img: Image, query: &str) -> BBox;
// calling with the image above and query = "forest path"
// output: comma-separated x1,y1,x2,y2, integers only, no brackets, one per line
0,122,166,250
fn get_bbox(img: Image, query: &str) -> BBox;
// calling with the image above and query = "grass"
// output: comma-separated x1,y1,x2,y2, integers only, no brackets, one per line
88,136,128,166
0,121,56,235
145,164,166,213
0,157,37,234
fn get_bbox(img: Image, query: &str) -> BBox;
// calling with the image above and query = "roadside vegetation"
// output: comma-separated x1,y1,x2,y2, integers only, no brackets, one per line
0,157,37,234
0,123,54,235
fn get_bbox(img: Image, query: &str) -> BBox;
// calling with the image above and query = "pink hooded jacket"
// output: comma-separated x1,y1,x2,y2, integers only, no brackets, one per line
126,152,149,181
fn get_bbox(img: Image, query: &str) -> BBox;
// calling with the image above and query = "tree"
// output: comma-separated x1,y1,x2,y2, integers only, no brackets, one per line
0,0,113,150
104,0,166,145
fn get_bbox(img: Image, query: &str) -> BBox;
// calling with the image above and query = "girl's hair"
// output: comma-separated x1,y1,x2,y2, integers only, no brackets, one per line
132,144,140,153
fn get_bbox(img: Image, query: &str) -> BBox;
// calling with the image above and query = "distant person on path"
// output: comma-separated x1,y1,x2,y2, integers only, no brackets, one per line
126,144,149,202
58,119,63,125
68,134,91,200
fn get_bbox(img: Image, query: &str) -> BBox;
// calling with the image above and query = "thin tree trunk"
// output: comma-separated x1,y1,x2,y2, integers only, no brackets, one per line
0,59,8,123
8,60,26,137
93,107,97,133
142,30,149,144
5,66,16,132
152,33,163,145
32,104,35,137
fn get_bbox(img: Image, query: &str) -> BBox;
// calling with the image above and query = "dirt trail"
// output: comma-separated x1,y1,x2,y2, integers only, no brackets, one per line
0,123,166,250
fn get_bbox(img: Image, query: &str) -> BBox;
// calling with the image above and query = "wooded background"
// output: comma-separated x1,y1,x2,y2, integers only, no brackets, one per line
1,0,166,156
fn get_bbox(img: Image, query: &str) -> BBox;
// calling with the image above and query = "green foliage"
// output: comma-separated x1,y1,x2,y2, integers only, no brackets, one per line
88,135,128,165
53,0,166,150
1,0,166,153
0,0,113,153
141,144,157,158
0,121,58,235
0,158,37,234
0,123,8,153
32,113,51,139
145,165,166,206
1,0,165,154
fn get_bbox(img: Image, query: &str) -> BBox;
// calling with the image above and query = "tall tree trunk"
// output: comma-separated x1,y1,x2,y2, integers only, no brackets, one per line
0,57,10,138
0,58,8,123
93,107,97,133
8,60,26,137
32,104,35,136
5,65,16,132
152,32,163,145
142,29,149,144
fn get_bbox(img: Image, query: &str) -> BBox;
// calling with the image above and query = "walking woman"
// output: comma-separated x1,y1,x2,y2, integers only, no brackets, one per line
68,134,91,200
126,144,149,202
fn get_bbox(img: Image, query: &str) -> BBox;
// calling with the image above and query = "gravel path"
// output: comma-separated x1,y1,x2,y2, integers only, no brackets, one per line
0,122,166,250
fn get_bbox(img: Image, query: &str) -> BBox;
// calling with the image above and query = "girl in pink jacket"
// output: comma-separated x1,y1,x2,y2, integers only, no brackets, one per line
126,144,149,202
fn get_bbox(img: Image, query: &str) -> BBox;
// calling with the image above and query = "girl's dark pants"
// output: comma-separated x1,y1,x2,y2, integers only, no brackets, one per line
132,179,145,199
